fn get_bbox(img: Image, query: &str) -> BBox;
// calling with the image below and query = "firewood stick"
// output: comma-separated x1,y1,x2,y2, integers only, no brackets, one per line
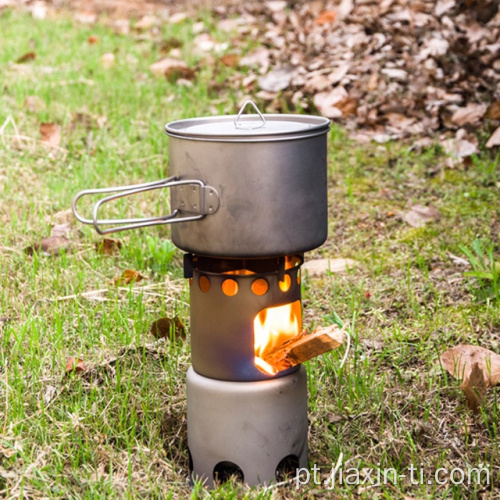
260,324,346,372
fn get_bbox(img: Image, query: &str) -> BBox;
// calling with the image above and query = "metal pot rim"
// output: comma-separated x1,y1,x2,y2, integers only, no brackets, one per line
165,113,330,143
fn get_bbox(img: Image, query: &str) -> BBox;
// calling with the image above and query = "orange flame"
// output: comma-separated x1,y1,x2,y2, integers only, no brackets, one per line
254,300,302,375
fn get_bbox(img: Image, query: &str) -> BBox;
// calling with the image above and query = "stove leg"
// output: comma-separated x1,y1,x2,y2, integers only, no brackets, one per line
186,366,308,487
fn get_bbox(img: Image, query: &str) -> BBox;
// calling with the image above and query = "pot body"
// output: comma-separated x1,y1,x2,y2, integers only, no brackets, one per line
169,134,328,257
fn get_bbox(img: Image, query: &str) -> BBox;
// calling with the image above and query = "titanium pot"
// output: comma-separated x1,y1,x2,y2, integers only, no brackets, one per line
73,101,330,258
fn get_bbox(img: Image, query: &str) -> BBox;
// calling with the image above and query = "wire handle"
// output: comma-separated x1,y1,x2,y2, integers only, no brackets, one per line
72,176,219,235
234,100,266,130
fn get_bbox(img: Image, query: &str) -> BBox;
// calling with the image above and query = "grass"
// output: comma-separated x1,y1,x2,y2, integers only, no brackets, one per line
1,5,500,499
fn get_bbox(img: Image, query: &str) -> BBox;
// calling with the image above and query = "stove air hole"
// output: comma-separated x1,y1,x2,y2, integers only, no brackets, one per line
279,274,291,292
199,275,211,293
221,278,239,296
213,461,244,484
275,454,300,481
251,278,268,296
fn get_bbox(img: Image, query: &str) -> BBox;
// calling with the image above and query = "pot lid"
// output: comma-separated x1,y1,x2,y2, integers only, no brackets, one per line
165,100,330,142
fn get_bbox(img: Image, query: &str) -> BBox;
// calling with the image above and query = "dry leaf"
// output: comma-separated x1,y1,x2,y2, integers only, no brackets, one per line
150,57,189,77
315,10,336,25
219,53,240,68
334,97,358,117
487,101,500,120
302,258,357,277
74,10,96,24
95,238,122,255
442,138,478,158
88,35,99,44
100,53,115,68
150,316,186,341
461,362,486,413
239,47,270,72
39,122,61,148
451,104,487,126
24,95,45,112
65,357,86,374
25,236,70,256
258,66,295,92
485,126,500,149
440,345,500,387
51,223,71,238
402,205,440,228
314,87,348,118
113,269,145,285
16,52,36,63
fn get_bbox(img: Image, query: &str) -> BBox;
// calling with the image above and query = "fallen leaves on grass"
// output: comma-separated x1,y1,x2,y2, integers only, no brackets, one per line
95,238,122,255
150,57,192,80
402,205,440,228
440,345,500,386
485,126,500,148
25,223,71,256
39,122,61,148
440,344,500,413
302,258,357,277
150,316,186,341
461,362,487,412
15,51,36,63
24,95,45,112
65,357,86,374
113,269,145,285
315,10,337,25
100,52,115,68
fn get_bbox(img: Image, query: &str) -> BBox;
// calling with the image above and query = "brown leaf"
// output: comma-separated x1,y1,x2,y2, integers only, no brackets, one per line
334,97,358,117
39,122,61,148
442,138,478,158
65,357,86,374
51,223,71,238
16,51,36,63
402,205,440,228
150,57,188,77
100,53,115,68
150,316,186,341
88,35,99,44
485,126,500,149
302,258,358,277
313,87,348,118
24,96,45,112
219,53,240,68
461,362,486,413
258,66,295,92
315,10,337,25
95,238,122,255
26,236,70,256
451,104,487,127
113,269,145,285
487,101,500,120
440,345,500,387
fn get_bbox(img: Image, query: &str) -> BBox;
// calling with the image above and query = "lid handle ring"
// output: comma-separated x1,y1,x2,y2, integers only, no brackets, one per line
234,100,266,130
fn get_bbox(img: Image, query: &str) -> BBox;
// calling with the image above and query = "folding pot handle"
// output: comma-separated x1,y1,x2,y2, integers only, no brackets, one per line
72,176,220,235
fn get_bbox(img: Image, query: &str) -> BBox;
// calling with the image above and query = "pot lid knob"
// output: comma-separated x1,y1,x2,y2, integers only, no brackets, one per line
234,100,266,130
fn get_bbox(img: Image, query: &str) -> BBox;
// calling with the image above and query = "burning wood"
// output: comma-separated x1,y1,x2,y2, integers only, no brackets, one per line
258,323,346,373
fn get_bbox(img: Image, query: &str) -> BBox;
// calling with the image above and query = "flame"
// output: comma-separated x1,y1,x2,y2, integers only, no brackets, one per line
254,300,302,375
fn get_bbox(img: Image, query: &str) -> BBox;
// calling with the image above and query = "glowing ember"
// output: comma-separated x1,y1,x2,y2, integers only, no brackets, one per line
254,300,301,374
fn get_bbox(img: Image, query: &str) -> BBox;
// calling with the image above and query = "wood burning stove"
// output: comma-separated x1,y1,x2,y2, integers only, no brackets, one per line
73,101,331,486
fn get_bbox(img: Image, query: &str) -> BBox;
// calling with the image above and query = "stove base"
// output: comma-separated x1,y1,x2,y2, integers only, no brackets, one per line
186,365,308,487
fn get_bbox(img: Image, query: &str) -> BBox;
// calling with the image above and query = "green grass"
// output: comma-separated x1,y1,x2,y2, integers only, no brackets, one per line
1,6,500,499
